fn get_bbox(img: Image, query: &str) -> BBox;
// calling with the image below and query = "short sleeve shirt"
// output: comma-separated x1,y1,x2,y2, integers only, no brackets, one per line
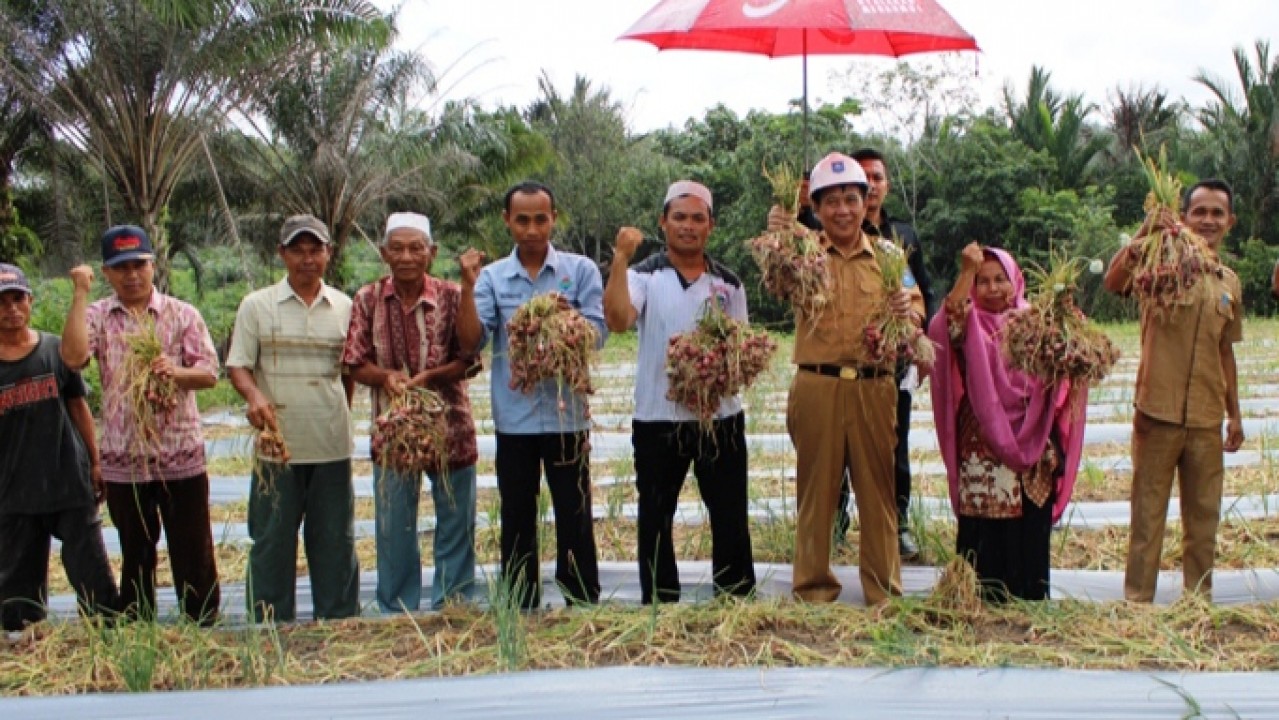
0,333,93,514
86,292,218,483
628,252,747,422
226,279,354,463
1134,267,1243,428
341,275,478,471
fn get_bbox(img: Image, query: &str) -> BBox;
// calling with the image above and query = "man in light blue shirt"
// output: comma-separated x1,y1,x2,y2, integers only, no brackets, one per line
473,181,605,609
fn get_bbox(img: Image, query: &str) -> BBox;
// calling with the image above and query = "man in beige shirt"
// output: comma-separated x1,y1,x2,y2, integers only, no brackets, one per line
768,153,924,605
227,215,358,622
1104,179,1244,602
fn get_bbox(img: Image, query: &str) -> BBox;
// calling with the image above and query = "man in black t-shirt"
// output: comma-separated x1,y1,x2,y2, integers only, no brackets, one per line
0,263,118,636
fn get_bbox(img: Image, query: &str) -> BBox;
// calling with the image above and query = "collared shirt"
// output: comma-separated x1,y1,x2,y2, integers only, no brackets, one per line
1134,266,1243,428
474,244,608,434
226,278,353,464
792,231,925,368
342,274,478,470
801,207,938,323
628,252,747,422
86,291,218,483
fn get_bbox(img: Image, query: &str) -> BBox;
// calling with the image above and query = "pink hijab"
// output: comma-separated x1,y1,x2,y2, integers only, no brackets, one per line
927,247,1084,523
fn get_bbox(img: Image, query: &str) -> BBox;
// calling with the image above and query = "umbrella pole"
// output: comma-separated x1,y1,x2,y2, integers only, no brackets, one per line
802,30,810,169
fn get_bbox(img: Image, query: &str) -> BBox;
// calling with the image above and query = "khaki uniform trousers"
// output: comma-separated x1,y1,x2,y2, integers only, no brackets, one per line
1124,411,1224,602
787,369,902,605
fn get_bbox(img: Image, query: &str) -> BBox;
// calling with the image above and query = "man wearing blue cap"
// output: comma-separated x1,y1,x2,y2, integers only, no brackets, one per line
61,227,222,623
0,264,119,637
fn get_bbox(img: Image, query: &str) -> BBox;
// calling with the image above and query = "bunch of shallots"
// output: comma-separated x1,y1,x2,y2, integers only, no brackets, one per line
864,238,934,366
750,163,832,318
665,298,777,431
372,386,449,476
255,428,290,464
506,294,598,397
118,312,178,454
1130,145,1219,320
1002,250,1120,388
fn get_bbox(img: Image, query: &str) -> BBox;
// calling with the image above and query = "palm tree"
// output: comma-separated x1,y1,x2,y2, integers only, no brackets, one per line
0,0,386,287
1196,40,1279,243
1003,66,1108,190
232,40,491,283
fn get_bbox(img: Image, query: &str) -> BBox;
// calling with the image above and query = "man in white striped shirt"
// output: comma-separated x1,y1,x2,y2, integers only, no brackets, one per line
604,181,756,604
227,215,359,622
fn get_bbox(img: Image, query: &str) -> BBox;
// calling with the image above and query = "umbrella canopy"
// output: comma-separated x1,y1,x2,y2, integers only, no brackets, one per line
621,0,978,57
621,0,979,162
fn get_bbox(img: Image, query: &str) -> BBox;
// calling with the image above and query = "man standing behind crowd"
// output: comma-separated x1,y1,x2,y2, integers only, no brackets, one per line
1104,179,1244,602
343,213,484,613
801,148,935,560
473,181,604,609
0,264,119,636
769,153,925,605
62,227,221,624
604,181,756,604
226,215,359,622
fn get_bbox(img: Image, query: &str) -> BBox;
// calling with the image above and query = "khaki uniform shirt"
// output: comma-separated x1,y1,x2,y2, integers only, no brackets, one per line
1134,266,1243,428
226,279,354,463
792,231,925,367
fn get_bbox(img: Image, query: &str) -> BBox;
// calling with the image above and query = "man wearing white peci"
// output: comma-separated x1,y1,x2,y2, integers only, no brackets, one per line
604,181,756,604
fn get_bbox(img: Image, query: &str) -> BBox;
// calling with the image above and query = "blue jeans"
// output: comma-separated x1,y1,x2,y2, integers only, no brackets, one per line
373,464,476,612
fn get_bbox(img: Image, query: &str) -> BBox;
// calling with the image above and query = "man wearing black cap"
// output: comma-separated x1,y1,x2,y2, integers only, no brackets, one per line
61,227,222,624
227,215,359,622
0,264,119,637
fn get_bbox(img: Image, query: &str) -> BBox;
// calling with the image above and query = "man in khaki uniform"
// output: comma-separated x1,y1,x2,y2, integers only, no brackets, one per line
768,153,925,605
1104,179,1244,602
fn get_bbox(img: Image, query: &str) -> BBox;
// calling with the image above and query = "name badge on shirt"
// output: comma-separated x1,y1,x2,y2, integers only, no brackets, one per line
902,268,917,289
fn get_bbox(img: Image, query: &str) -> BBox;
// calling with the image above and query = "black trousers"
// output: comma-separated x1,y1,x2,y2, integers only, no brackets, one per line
105,474,220,624
495,432,600,609
957,486,1055,603
837,388,912,536
0,505,120,631
633,412,756,604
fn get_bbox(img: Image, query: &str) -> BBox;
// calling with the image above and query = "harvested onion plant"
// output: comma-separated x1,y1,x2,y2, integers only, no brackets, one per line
864,238,934,366
665,298,777,433
371,386,450,480
250,427,291,497
1001,249,1120,395
749,163,831,318
1129,146,1219,320
118,311,177,459
506,293,598,405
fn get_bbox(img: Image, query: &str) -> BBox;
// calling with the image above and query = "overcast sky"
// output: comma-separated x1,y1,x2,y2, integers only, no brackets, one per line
390,0,1279,133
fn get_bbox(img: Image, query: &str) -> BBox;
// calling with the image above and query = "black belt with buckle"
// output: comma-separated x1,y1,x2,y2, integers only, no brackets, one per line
799,364,892,380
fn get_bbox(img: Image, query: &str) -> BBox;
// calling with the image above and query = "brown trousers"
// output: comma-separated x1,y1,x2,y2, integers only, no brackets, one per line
1124,411,1224,602
787,370,901,605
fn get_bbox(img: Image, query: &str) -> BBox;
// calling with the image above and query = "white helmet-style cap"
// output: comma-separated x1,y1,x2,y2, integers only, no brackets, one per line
808,152,868,202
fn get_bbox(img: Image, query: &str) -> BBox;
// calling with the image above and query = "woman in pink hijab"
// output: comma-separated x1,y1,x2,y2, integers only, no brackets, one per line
927,242,1085,602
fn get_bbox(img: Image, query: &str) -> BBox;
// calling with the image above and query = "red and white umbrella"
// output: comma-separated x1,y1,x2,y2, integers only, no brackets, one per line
621,0,979,160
